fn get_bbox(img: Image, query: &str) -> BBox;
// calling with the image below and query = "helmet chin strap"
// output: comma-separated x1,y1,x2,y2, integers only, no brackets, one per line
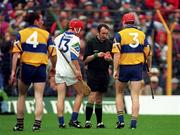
74,28,81,33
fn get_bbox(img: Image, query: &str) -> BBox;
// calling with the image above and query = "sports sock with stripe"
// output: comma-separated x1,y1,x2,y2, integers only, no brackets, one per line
16,118,24,127
58,116,65,125
33,120,41,128
130,116,137,128
71,112,78,121
117,111,124,123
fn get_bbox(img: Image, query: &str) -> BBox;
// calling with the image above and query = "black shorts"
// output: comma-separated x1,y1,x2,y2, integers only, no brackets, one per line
19,63,46,85
86,69,109,93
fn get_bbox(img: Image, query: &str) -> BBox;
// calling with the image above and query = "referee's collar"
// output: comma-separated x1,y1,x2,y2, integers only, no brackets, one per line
96,36,106,43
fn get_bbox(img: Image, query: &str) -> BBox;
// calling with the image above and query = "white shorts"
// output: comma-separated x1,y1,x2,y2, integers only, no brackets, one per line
55,74,78,86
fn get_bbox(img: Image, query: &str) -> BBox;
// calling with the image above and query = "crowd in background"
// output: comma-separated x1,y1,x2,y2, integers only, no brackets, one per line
0,0,180,97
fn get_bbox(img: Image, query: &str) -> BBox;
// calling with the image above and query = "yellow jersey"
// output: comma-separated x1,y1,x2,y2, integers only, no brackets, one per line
112,27,150,65
12,25,56,67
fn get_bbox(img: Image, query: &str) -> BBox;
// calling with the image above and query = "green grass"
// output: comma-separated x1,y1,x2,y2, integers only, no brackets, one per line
0,113,180,135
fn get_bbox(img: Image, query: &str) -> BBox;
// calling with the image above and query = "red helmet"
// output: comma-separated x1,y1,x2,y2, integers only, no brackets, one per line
69,19,84,29
122,13,135,25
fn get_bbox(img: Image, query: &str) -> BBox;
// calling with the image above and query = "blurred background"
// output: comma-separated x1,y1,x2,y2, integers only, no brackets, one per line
0,0,179,100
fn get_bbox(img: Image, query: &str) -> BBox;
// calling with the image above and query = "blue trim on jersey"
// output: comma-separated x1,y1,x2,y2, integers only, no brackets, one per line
71,52,78,60
113,33,121,43
73,46,80,53
16,33,21,41
121,44,144,53
144,38,148,46
21,43,47,54
125,25,138,29
47,35,54,47
65,31,74,35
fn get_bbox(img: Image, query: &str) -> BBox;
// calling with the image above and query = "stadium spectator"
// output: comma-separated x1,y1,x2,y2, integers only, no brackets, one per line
172,77,180,95
172,24,180,79
50,17,68,35
54,19,84,128
85,23,98,41
9,10,26,34
24,0,36,10
143,76,163,95
10,12,57,131
152,30,167,67
83,1,94,17
112,12,150,129
83,24,112,128
0,31,13,96
0,0,179,98
0,15,11,36
119,0,133,12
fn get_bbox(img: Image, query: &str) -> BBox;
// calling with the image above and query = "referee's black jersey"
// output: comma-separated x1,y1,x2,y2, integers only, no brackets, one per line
83,36,112,72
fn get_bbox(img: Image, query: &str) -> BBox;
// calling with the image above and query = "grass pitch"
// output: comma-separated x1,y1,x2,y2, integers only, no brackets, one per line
0,113,180,135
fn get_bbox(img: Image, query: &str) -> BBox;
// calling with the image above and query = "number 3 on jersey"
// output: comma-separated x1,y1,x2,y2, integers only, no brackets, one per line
129,32,139,48
26,31,39,48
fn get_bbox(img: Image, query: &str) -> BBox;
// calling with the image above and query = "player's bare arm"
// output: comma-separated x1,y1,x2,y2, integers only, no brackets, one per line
10,52,20,85
113,53,120,80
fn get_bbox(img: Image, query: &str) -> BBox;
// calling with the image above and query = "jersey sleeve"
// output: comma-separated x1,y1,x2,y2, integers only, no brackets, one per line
70,40,80,60
143,38,151,57
83,40,93,60
12,33,22,53
111,32,121,53
48,35,57,57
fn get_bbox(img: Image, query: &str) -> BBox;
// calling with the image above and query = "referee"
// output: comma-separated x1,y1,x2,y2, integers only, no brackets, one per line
83,24,112,128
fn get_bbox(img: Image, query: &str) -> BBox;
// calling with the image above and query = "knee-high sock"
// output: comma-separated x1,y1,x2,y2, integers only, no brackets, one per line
95,104,102,124
85,103,94,121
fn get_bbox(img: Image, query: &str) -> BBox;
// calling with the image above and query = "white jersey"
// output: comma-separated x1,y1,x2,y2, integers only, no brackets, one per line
54,31,80,77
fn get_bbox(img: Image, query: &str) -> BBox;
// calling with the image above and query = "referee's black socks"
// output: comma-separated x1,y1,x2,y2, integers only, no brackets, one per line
85,103,94,121
95,104,102,124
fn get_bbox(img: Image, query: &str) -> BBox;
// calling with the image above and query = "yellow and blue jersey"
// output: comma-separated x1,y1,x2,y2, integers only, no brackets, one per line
112,27,150,65
12,25,56,67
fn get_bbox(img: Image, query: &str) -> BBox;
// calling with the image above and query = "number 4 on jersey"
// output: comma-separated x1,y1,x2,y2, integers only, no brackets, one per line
26,31,39,48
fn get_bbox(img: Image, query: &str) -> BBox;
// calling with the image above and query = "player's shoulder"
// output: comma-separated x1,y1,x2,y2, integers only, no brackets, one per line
121,26,145,36
54,34,63,44
39,28,49,35
134,27,146,37
19,27,28,34
71,34,80,43
69,34,80,40
36,27,50,36
19,26,49,35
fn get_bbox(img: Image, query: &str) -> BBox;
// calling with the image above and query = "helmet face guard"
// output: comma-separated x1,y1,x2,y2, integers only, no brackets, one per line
122,13,135,25
69,20,84,33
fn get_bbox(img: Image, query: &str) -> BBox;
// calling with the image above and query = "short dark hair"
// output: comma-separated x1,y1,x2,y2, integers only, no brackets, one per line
97,24,110,32
24,12,40,25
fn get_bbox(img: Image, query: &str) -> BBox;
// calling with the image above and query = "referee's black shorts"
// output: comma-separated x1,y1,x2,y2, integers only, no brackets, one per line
86,69,109,93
